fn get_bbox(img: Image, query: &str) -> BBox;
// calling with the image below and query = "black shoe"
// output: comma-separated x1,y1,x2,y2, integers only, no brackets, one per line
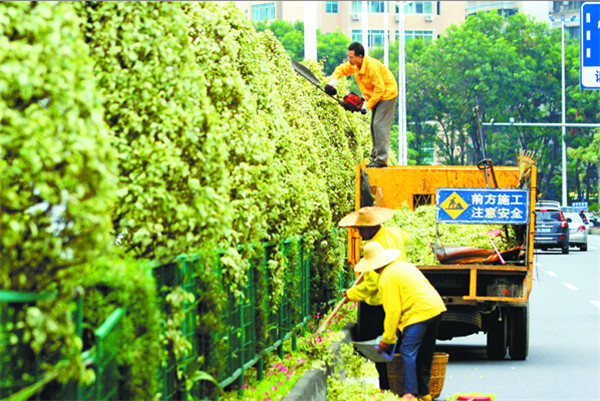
367,161,387,168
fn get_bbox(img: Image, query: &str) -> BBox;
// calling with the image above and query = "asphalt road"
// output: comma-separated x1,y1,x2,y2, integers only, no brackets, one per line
435,234,600,401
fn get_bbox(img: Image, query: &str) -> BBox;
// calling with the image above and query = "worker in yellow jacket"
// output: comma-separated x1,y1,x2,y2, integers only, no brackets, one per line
339,206,409,392
355,241,446,401
325,42,398,168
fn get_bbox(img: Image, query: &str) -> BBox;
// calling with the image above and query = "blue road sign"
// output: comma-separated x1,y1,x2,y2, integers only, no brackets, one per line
581,2,600,89
572,201,589,212
436,188,530,224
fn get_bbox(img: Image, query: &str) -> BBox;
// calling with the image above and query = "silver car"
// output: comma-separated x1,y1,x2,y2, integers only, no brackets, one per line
564,212,588,251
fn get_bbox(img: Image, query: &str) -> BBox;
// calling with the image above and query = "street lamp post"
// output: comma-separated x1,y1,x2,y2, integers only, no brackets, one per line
395,1,412,166
549,14,575,207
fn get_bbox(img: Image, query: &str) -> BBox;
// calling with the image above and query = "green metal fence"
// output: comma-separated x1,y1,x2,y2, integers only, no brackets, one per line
0,236,312,400
151,237,312,400
0,291,56,400
81,307,126,401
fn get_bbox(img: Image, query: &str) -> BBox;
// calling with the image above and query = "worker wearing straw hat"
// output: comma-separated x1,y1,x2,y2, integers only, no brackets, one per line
355,241,446,401
339,206,409,392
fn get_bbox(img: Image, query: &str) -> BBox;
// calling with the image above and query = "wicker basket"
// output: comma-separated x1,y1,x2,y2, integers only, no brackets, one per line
387,352,449,399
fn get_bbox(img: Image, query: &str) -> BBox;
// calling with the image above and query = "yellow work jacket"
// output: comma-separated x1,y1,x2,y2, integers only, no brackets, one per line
332,55,398,110
346,226,409,305
378,260,446,344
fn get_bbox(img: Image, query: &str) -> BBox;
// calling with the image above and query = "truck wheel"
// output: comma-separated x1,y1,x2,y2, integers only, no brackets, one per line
561,244,569,254
486,308,507,360
580,244,587,251
508,306,529,360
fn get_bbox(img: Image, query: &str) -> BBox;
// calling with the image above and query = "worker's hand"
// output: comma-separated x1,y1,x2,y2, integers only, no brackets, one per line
377,341,394,355
324,78,337,96
360,104,368,115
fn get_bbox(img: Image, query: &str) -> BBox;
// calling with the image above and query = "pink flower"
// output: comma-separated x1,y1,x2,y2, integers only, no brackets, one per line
272,385,277,391
242,384,247,390
278,381,283,385
252,387,256,391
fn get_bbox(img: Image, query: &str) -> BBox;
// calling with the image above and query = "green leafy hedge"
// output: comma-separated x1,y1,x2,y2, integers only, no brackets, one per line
0,1,117,384
2,1,370,397
73,1,229,262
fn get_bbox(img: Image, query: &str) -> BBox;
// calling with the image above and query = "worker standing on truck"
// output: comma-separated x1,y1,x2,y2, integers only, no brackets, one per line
324,42,398,168
355,241,446,401
338,206,409,392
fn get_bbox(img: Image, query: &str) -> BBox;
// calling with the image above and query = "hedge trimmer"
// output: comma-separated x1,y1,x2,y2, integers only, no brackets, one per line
291,60,366,114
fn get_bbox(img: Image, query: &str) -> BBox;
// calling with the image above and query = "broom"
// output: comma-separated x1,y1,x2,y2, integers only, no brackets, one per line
516,149,540,189
312,272,365,337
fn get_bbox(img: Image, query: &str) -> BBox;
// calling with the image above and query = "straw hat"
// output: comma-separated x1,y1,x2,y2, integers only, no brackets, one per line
339,206,394,227
354,241,400,273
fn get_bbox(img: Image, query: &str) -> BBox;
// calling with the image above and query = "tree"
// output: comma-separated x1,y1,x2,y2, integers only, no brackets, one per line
253,20,351,75
317,29,351,75
255,19,304,60
405,10,599,201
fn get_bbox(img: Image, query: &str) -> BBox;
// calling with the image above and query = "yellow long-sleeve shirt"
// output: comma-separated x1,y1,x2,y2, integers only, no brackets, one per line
378,260,446,344
346,226,409,305
332,55,398,110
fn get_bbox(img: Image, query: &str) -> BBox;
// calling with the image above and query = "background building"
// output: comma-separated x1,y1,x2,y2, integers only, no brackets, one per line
548,1,580,38
235,1,466,47
236,1,583,42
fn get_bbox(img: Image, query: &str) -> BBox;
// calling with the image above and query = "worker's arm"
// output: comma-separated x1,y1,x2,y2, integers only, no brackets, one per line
346,271,378,302
331,62,355,80
380,270,402,344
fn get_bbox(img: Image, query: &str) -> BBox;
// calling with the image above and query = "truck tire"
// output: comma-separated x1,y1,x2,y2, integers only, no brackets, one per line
580,244,587,251
508,306,529,360
486,308,507,360
561,244,569,254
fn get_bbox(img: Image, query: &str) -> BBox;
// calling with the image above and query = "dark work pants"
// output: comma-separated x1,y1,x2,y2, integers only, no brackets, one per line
349,301,389,390
399,314,442,396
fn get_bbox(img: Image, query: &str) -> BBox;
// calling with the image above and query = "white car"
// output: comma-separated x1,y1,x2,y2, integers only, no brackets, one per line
563,212,588,251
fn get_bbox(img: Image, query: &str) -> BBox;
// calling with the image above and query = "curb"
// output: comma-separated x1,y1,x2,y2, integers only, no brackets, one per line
282,325,353,401
282,369,327,401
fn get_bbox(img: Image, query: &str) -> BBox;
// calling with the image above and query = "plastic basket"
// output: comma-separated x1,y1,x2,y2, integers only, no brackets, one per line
388,351,449,399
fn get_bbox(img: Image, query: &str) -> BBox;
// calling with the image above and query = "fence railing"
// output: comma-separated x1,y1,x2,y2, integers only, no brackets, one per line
0,236,312,401
150,237,311,399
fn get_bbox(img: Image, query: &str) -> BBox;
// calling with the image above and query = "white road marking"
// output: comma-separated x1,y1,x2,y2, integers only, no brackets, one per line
545,270,557,276
591,301,600,310
563,282,579,291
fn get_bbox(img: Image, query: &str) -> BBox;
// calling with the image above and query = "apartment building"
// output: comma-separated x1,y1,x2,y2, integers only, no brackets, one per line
235,1,466,47
467,1,580,39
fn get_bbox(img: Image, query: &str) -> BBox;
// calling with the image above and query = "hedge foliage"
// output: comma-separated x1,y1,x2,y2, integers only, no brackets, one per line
73,1,230,261
0,1,116,292
2,0,370,397
0,1,117,384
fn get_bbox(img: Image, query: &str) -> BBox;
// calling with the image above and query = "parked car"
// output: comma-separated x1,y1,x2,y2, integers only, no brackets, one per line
534,202,570,254
563,212,588,251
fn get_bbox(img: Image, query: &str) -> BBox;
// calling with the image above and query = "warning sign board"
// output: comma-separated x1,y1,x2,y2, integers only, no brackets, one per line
436,188,529,224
